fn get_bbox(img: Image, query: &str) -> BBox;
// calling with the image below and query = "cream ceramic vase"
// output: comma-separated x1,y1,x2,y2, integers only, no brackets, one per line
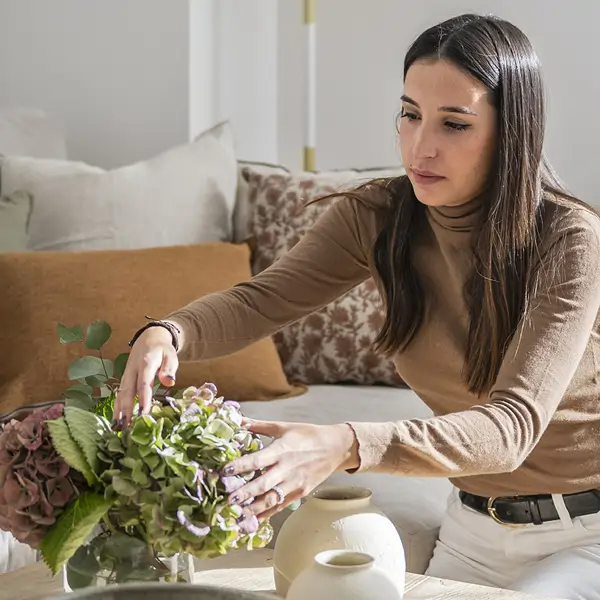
287,550,404,600
273,485,405,596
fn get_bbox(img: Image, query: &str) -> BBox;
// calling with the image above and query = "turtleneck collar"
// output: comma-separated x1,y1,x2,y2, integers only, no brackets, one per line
426,196,483,233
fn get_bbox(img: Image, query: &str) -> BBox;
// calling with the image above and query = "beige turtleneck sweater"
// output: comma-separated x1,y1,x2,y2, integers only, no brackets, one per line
167,190,600,497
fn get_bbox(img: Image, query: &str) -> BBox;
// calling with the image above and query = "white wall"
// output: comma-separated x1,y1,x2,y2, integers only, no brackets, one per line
213,0,279,163
0,1,598,206
296,1,600,204
220,1,600,205
0,0,191,169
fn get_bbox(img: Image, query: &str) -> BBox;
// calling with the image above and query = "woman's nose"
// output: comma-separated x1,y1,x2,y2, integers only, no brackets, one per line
412,125,438,159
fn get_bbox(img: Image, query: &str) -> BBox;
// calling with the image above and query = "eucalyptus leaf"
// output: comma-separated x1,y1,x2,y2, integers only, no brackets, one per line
84,320,112,350
58,323,84,344
86,375,108,388
67,383,94,396
62,388,93,404
68,357,107,381
64,395,95,412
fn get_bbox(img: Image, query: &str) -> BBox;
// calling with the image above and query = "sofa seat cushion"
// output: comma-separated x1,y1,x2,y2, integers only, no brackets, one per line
240,384,452,574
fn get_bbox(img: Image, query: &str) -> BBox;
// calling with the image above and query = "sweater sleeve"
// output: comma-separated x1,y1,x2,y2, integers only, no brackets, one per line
347,209,600,477
166,198,373,361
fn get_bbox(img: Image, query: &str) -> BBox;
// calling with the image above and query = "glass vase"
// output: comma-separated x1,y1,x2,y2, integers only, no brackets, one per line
62,535,195,592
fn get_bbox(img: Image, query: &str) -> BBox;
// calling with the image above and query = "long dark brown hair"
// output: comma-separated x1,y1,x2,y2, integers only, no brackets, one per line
324,14,583,396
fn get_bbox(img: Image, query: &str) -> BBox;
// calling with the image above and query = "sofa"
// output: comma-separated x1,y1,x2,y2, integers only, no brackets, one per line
0,108,452,576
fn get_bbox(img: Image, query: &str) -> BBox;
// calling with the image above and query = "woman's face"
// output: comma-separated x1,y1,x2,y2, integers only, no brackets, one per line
398,59,497,208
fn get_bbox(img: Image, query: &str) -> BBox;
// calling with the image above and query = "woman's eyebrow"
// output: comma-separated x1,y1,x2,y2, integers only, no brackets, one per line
401,94,477,116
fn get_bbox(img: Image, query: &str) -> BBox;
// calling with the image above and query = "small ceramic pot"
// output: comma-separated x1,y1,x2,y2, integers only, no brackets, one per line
287,550,404,600
273,485,405,596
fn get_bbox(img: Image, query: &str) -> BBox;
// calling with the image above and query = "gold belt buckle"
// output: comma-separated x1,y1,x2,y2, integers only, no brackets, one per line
486,496,527,528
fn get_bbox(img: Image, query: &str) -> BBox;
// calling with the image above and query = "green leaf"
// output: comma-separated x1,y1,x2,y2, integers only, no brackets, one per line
205,419,234,441
131,467,149,487
112,476,138,497
46,417,95,485
40,492,114,575
69,356,107,381
65,545,100,589
103,532,149,561
130,417,154,446
85,374,108,389
120,457,138,470
62,388,94,411
68,383,94,396
58,323,84,344
113,353,130,379
84,320,112,350
92,394,116,420
64,395,95,412
64,407,110,476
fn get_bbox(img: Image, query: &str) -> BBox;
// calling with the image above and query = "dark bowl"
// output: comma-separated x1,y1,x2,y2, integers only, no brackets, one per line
46,582,277,600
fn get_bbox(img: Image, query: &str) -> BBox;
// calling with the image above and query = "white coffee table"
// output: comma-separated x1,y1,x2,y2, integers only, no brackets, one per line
0,548,565,599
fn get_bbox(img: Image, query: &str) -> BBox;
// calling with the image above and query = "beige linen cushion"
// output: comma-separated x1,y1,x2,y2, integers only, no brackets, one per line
0,121,238,251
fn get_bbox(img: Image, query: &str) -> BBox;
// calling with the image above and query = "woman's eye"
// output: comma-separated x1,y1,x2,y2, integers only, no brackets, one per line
445,121,471,132
401,110,419,121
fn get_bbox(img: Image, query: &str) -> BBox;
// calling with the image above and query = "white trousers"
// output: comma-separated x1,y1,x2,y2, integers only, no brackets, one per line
425,488,600,599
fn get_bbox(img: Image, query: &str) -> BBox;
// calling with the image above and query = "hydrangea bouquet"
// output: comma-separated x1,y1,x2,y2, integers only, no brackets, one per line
0,321,272,589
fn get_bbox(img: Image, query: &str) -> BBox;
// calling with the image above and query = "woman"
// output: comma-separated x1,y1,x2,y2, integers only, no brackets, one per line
116,14,600,599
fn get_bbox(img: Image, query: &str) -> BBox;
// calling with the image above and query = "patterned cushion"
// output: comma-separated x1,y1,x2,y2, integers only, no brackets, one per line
243,165,406,387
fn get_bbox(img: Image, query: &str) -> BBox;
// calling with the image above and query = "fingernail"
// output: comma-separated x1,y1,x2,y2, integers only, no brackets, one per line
229,495,240,505
119,416,127,429
223,466,235,476
165,374,176,383
237,514,246,523
111,419,118,429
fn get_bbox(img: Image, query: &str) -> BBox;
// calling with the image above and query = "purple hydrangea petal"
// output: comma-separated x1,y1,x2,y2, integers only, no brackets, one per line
221,475,245,494
181,404,203,422
176,510,210,537
216,514,238,532
223,400,241,410
238,514,259,535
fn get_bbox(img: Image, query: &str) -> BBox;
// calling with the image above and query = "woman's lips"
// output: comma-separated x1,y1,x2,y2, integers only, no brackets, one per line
410,168,445,185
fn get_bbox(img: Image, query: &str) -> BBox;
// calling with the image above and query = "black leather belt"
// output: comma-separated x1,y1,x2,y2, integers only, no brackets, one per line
459,489,600,526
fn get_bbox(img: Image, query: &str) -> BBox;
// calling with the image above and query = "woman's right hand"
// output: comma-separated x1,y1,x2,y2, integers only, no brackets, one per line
113,326,179,428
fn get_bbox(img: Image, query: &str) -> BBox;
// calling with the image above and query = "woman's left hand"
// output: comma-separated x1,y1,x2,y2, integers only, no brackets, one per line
222,420,360,523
